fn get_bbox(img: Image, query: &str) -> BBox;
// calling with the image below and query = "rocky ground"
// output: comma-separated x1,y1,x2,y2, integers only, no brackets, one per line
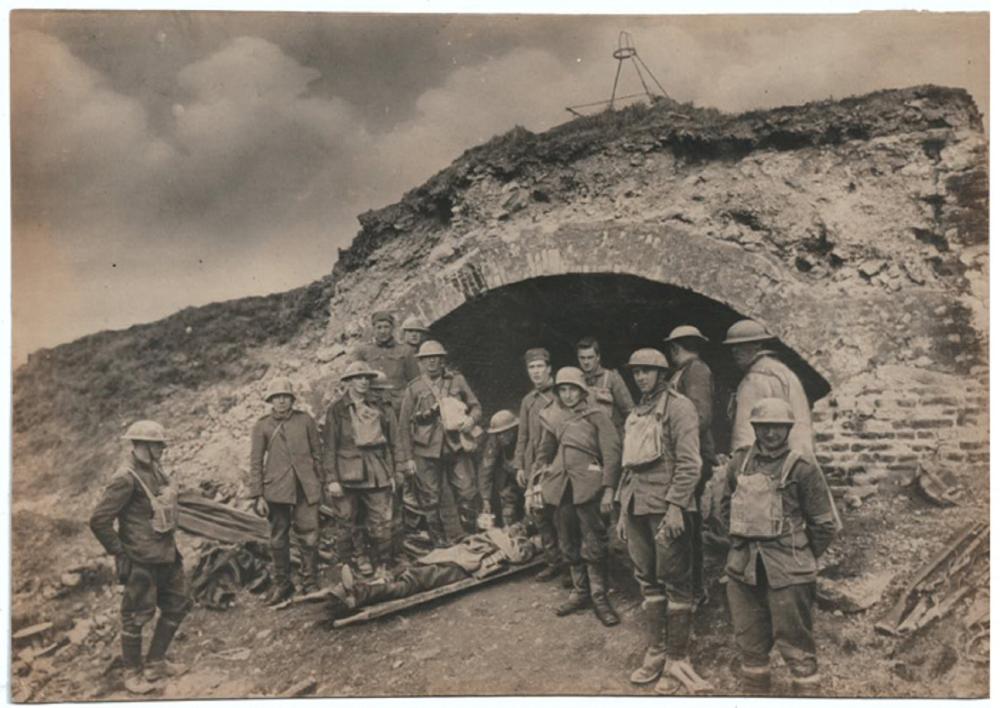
9,469,988,701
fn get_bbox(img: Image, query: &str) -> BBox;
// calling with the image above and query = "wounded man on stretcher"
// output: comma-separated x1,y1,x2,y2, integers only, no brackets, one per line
324,524,540,620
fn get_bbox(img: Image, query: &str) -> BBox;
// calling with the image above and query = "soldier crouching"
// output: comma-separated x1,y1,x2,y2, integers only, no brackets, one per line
721,398,837,695
89,420,191,695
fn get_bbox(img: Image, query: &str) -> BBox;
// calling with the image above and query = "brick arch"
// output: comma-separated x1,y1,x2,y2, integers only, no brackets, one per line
391,221,834,394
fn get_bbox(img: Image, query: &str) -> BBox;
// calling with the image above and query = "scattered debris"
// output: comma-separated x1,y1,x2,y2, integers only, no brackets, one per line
191,542,271,609
915,461,962,507
13,622,53,643
67,619,94,645
281,675,318,697
413,647,441,661
844,484,879,509
818,570,895,614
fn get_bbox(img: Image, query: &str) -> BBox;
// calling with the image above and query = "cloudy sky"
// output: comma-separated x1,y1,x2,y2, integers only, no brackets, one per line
11,11,987,364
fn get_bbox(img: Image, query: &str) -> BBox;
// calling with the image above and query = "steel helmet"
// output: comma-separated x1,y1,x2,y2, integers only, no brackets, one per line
417,340,448,358
487,409,519,434
723,319,773,345
664,325,708,344
627,348,670,370
554,366,588,391
749,398,796,425
122,420,169,443
264,377,296,402
340,361,380,382
370,370,392,390
401,316,430,334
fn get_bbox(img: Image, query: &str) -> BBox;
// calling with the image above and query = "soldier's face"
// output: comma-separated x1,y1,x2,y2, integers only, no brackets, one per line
420,355,445,376
404,330,423,346
374,321,393,343
526,360,550,386
499,429,518,447
666,342,682,366
351,377,371,395
730,343,759,371
558,384,584,407
632,366,660,394
753,423,791,451
270,394,293,415
577,347,600,373
134,441,166,463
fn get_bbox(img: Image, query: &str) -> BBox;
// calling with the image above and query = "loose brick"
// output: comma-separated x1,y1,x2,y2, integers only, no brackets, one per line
815,432,835,443
910,419,954,429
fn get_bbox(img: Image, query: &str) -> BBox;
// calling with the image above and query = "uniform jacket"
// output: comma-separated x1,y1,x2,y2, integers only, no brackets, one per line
721,444,837,589
399,372,482,461
669,357,716,464
323,393,403,489
90,455,178,564
617,383,703,515
537,399,622,505
584,366,635,431
354,339,420,406
478,434,518,502
248,410,324,504
515,380,554,474
730,351,813,455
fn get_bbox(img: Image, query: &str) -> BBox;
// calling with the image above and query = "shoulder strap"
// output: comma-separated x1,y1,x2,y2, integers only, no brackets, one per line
601,370,610,388
778,451,801,486
739,447,755,476
128,467,158,503
655,391,670,418
422,374,444,406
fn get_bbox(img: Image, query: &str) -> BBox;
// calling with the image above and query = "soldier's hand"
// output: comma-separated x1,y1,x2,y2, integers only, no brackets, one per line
458,417,474,434
599,487,615,516
114,554,132,585
616,515,628,543
327,482,345,498
252,496,270,518
656,505,686,542
515,468,527,488
404,460,418,477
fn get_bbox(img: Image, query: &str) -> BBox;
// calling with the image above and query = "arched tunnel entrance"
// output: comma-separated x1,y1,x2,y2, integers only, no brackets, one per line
429,273,830,455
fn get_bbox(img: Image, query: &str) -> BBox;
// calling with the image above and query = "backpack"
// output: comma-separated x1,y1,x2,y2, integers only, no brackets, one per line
728,449,800,539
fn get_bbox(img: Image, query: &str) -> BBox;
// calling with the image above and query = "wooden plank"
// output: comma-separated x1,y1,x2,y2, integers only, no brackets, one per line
333,558,546,628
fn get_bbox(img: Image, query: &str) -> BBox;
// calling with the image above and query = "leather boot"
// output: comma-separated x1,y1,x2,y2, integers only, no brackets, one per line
791,671,821,696
587,563,620,627
265,546,295,605
655,605,694,695
299,545,320,594
143,616,189,685
555,564,591,616
534,563,563,583
629,598,667,684
738,663,772,695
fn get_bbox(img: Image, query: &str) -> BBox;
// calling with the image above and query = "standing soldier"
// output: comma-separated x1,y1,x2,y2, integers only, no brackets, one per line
400,316,431,356
514,348,564,584
618,349,709,695
324,361,404,576
477,410,522,529
248,377,324,604
723,319,813,455
664,325,716,605
721,398,837,695
90,421,191,695
399,340,483,545
537,367,622,626
576,336,635,432
354,311,420,415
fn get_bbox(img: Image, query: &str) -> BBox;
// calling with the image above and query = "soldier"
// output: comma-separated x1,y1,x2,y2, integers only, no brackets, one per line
324,361,404,576
618,349,708,695
89,421,191,694
513,347,565,584
664,325,716,605
723,319,813,455
576,336,635,431
248,377,324,604
477,410,523,529
401,316,431,356
537,366,622,626
399,340,483,546
721,398,837,695
354,311,420,415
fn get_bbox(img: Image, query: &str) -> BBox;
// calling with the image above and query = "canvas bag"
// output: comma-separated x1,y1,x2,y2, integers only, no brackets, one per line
422,375,481,452
349,401,387,448
729,449,800,539
621,391,669,468
129,465,179,534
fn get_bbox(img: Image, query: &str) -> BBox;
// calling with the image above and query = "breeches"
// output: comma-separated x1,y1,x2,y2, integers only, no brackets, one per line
555,485,607,566
625,506,694,606
329,487,394,556
121,558,192,630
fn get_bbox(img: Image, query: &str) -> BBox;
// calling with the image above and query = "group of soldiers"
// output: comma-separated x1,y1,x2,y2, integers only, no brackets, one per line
89,310,838,696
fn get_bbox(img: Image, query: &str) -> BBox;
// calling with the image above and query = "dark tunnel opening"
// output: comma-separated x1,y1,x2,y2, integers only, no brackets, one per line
429,273,830,455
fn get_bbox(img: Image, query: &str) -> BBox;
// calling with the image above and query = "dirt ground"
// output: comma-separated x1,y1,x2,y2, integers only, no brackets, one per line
9,479,989,702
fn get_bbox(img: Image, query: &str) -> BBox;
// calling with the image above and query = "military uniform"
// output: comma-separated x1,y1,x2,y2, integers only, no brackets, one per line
90,454,192,677
730,351,813,455
515,380,560,569
618,382,702,677
323,391,404,568
721,443,837,689
478,432,523,527
584,366,635,432
399,370,483,542
354,339,420,415
537,398,621,611
248,409,324,591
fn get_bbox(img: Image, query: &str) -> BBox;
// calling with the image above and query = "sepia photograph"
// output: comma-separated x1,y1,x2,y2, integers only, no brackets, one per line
7,8,990,702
